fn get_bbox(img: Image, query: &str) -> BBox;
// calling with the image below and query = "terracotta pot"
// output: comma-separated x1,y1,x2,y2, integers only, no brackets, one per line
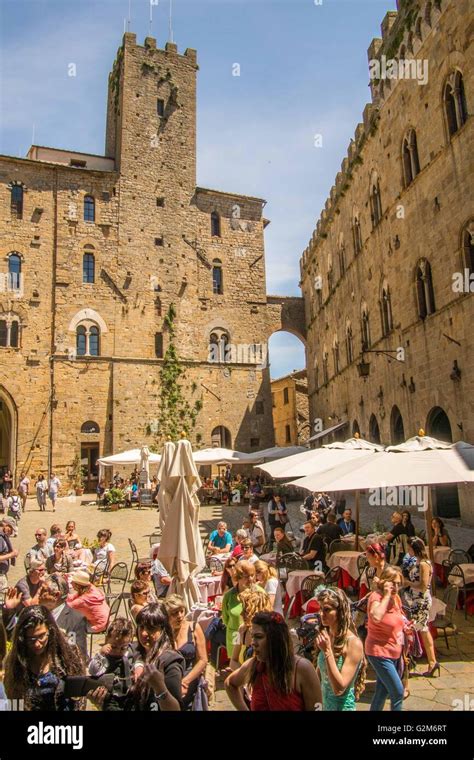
109,502,119,511
75,487,84,496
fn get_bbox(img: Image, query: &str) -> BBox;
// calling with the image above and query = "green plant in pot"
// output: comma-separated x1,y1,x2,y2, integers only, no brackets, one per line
104,488,125,510
71,455,85,496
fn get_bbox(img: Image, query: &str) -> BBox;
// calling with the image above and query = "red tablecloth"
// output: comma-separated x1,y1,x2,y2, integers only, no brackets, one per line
434,563,448,587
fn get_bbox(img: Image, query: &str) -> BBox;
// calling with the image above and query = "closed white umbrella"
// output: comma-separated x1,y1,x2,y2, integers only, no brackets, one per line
156,441,176,531
159,439,206,609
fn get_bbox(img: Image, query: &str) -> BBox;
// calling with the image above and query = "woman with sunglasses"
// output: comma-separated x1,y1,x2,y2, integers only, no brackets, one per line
237,540,259,565
45,539,74,575
366,565,409,711
313,588,365,711
134,563,159,602
225,611,322,711
220,557,237,594
3,605,85,710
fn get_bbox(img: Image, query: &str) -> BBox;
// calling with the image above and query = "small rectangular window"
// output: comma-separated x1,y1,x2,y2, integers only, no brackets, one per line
250,437,260,449
156,197,165,207
155,332,163,358
283,387,289,405
157,99,165,117
256,401,264,415
285,425,291,443
155,237,164,246
70,159,87,168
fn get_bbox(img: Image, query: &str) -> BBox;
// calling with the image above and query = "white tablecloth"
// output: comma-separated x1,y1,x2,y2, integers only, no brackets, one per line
429,596,447,623
196,574,222,604
286,570,317,597
448,563,474,586
433,546,451,565
186,606,218,634
327,551,365,581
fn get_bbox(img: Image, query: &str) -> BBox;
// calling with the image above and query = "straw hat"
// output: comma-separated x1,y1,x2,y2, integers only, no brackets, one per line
71,570,91,587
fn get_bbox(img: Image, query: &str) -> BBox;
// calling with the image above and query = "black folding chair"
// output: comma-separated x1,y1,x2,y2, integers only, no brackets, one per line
324,566,342,587
106,562,129,599
127,538,150,582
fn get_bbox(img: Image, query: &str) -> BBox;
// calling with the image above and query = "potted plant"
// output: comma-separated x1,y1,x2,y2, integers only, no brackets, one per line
71,455,85,496
104,487,125,511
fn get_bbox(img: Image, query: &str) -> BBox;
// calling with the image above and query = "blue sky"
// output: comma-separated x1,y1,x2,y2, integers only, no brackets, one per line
0,0,395,378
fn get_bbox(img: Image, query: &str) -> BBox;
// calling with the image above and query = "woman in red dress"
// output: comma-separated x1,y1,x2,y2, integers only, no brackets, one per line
225,611,322,711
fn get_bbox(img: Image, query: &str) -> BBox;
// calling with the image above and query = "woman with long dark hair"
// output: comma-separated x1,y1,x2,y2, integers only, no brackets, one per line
401,511,416,538
89,603,183,711
225,611,322,711
3,605,85,710
403,538,439,677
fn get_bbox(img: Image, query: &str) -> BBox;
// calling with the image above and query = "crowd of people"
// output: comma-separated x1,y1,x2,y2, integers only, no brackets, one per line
0,470,458,714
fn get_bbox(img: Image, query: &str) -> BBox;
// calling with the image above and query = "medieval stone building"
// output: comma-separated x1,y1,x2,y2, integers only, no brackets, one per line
0,33,304,491
300,0,473,522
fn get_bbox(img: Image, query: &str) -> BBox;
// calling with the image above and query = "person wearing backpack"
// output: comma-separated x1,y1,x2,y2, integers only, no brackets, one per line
7,491,22,522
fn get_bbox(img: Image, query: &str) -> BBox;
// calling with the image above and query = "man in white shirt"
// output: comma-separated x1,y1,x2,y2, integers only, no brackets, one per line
48,473,61,512
245,511,264,555
18,472,30,512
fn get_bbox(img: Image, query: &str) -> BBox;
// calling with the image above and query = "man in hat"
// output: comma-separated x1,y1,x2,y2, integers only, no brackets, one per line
0,517,18,593
39,573,88,659
67,570,110,632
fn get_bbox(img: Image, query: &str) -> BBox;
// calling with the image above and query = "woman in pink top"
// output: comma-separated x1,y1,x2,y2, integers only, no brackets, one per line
66,570,110,632
366,565,407,712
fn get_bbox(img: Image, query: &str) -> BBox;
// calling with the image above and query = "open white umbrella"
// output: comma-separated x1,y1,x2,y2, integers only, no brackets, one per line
158,439,206,609
97,447,161,483
290,433,474,558
251,445,308,463
259,441,378,479
156,441,176,532
192,447,257,465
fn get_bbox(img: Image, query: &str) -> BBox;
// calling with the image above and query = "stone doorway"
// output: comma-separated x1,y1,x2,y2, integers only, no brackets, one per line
80,443,100,493
0,388,16,488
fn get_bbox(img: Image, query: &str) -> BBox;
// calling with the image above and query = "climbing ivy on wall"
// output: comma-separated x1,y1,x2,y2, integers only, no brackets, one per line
154,304,202,445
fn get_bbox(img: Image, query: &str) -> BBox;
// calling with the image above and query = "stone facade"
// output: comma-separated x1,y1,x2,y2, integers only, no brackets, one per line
0,33,304,491
271,370,309,446
300,0,474,522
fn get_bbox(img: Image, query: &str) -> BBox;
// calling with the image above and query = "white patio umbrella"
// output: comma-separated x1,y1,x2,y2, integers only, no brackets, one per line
289,433,474,558
97,447,161,482
251,445,308,463
158,439,206,609
156,441,176,532
192,447,257,465
259,441,378,479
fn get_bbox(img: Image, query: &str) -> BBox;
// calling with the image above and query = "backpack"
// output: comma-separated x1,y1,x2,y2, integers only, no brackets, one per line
9,496,21,515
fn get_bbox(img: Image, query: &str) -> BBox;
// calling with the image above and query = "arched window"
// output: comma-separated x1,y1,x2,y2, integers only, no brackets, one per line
327,253,334,292
211,425,231,448
211,211,221,237
212,259,223,295
0,314,21,348
10,184,23,219
424,1,432,26
81,421,100,434
346,322,354,365
390,406,405,445
76,322,100,356
352,214,363,255
462,222,474,275
84,195,95,223
208,328,230,363
380,282,393,336
444,71,468,138
8,253,21,291
415,17,422,39
332,336,340,375
402,129,421,187
83,252,95,284
338,244,346,277
370,177,383,228
352,420,360,437
76,325,87,356
322,349,329,385
369,414,381,445
361,303,371,350
416,260,436,319
89,326,100,356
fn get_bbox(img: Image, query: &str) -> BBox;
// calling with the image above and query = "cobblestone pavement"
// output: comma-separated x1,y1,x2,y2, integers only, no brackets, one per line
7,495,474,712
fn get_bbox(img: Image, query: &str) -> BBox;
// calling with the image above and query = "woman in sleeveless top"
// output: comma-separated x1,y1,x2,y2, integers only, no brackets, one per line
313,588,365,711
225,611,322,711
163,594,208,708
403,538,439,677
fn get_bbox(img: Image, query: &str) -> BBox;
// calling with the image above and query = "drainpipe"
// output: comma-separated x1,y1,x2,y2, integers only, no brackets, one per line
48,168,59,479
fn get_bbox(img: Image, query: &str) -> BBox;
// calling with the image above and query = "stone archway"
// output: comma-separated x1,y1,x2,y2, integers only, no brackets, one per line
426,406,460,518
0,386,17,483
